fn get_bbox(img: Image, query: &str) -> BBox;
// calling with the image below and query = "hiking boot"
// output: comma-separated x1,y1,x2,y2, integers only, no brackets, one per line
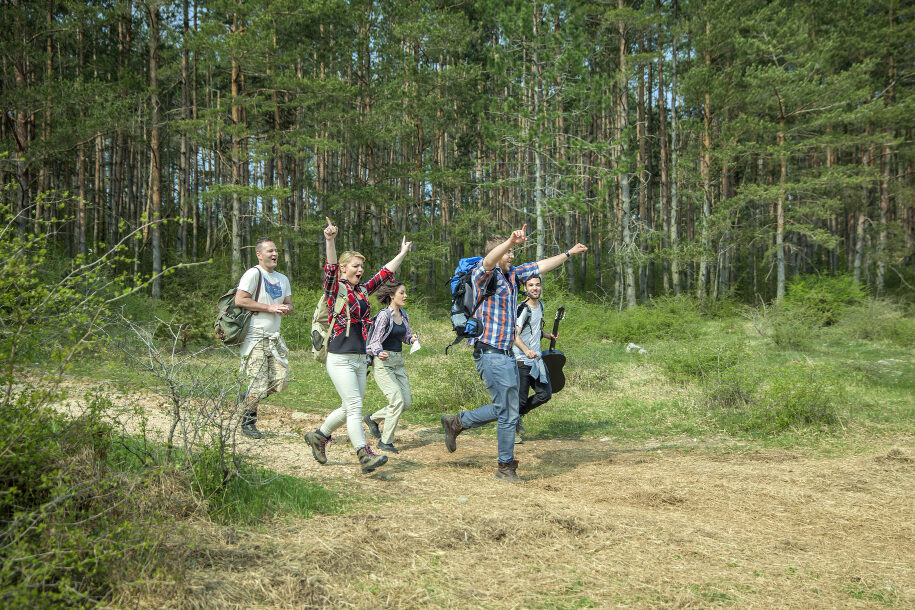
304,429,331,464
377,441,399,454
363,414,382,440
495,460,521,482
441,414,464,453
357,445,388,473
241,409,264,439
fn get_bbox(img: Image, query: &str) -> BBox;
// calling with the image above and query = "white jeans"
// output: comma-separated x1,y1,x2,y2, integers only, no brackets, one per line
320,352,369,449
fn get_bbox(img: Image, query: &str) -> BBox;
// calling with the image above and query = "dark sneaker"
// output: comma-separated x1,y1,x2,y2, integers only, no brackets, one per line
304,429,331,464
441,414,463,453
357,445,388,473
363,414,382,439
377,441,399,454
495,460,521,482
514,418,525,444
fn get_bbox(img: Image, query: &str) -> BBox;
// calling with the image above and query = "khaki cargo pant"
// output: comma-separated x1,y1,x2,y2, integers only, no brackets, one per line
367,351,412,444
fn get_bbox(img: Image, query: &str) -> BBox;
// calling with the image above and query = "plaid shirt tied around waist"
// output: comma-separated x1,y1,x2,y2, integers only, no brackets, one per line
471,261,540,352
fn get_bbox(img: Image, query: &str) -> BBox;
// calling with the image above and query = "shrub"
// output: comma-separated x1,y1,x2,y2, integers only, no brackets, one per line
833,300,915,347
769,304,817,350
657,338,748,382
703,365,761,410
0,394,165,607
713,362,841,435
784,274,867,326
598,296,702,343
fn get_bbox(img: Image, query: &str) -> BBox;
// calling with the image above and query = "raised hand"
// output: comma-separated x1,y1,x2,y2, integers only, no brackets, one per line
400,235,413,254
568,243,588,256
509,224,528,246
324,216,338,240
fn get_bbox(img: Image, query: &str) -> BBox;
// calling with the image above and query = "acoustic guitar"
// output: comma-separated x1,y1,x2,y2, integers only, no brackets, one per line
541,306,566,393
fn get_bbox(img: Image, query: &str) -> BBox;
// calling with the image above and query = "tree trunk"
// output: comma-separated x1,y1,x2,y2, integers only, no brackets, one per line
697,22,712,300
775,125,786,301
670,25,681,296
230,11,244,279
618,1,636,309
148,2,163,299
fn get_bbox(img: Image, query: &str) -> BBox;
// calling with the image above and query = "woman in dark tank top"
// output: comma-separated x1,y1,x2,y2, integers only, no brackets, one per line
363,280,418,453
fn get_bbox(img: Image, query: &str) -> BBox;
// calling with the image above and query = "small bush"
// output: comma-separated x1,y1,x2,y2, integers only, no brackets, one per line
657,338,748,382
703,365,761,410
697,297,743,319
598,296,702,343
713,363,841,435
834,300,915,347
784,274,867,326
0,394,166,607
769,304,818,350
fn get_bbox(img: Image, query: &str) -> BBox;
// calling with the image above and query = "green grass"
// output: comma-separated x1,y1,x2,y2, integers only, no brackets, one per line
67,296,915,452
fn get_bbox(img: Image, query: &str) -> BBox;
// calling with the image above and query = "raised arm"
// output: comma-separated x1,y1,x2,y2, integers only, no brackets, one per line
324,216,338,264
482,224,528,271
536,243,588,275
383,236,413,274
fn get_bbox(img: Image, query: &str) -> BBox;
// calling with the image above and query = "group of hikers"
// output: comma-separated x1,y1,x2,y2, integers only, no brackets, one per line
233,219,587,481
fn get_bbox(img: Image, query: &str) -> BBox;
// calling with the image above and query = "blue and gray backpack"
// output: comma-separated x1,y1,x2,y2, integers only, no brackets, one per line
446,257,497,353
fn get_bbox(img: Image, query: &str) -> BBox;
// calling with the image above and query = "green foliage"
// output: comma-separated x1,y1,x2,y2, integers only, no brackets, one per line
832,300,915,347
706,362,842,436
656,338,749,382
768,304,818,350
0,394,164,607
590,296,703,343
784,274,867,326
192,448,347,526
741,363,841,434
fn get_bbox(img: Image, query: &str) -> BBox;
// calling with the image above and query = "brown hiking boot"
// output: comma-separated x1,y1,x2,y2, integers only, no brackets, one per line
357,445,388,474
495,460,521,482
441,414,464,453
304,429,331,464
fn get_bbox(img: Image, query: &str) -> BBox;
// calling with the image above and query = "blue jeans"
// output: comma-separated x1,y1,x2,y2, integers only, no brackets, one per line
459,352,520,464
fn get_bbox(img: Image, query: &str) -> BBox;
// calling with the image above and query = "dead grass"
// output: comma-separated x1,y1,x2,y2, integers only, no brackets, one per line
44,378,915,608
119,422,914,608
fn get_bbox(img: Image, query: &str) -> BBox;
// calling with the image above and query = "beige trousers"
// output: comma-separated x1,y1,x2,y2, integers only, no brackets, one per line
368,351,412,444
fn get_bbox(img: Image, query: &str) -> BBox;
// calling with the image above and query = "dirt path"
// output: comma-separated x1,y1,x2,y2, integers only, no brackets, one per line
74,390,915,608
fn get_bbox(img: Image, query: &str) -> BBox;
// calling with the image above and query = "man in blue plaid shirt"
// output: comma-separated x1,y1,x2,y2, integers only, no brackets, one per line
441,224,588,481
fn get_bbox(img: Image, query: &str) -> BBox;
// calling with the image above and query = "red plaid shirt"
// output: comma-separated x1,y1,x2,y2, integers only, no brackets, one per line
323,261,393,344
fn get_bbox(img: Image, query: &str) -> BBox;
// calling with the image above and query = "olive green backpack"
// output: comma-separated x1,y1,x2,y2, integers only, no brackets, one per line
214,268,262,346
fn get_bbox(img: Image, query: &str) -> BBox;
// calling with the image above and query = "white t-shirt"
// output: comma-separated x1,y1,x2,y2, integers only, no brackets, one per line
237,265,291,336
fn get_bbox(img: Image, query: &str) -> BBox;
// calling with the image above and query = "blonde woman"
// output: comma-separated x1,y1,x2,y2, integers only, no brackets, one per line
305,218,412,473
364,280,418,453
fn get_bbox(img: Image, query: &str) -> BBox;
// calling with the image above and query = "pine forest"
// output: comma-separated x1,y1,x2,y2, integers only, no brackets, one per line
3,0,913,304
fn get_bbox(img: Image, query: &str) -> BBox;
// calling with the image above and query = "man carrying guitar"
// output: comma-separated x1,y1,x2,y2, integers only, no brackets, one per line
512,276,555,444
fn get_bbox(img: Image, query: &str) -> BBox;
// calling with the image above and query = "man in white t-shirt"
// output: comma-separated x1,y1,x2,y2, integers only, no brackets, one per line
234,237,292,439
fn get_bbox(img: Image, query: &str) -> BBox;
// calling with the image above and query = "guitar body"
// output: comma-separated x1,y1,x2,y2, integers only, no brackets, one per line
542,306,567,393
542,349,566,393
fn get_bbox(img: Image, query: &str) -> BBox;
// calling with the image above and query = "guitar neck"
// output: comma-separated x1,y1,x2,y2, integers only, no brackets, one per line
549,307,564,350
